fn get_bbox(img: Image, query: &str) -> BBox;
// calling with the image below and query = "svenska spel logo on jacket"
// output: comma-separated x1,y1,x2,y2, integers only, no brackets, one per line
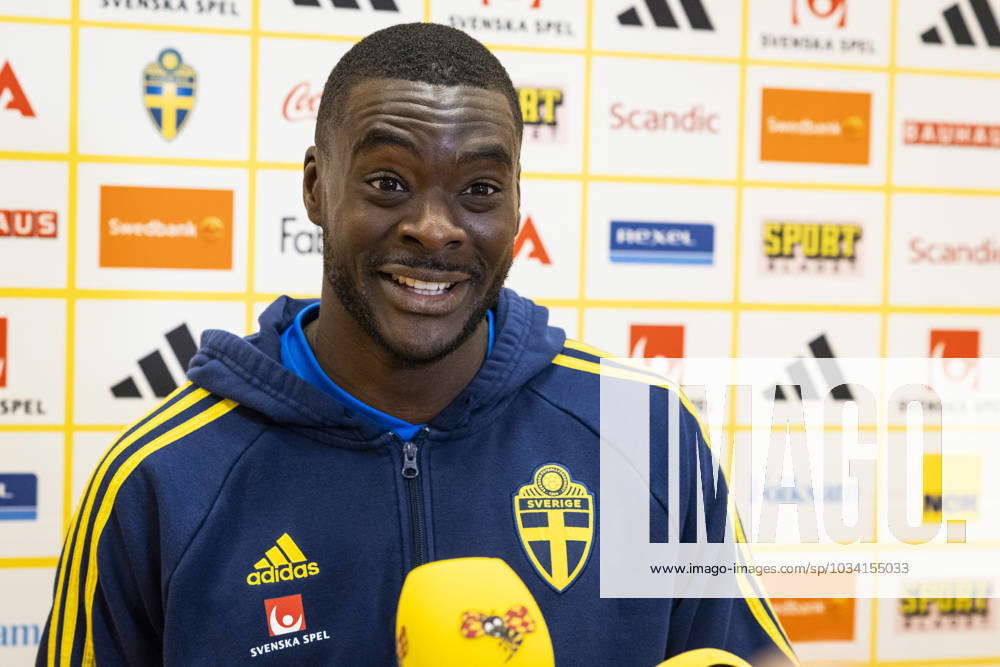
246,533,320,585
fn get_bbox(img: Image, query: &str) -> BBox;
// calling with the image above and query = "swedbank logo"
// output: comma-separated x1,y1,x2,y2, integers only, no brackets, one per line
246,533,319,586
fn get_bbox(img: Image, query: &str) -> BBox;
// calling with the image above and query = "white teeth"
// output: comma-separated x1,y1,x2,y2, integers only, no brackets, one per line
391,274,455,295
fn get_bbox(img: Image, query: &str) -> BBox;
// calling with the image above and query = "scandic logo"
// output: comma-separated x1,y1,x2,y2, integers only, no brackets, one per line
909,236,1000,265
760,88,871,165
247,533,320,586
904,120,1000,149
0,61,35,118
0,317,6,388
99,185,233,270
609,221,714,265
0,210,57,238
921,0,1000,48
513,215,551,265
617,0,713,31
0,473,37,521
609,103,719,134
265,594,307,637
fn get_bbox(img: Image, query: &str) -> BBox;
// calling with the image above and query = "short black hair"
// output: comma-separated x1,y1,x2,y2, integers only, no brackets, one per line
315,22,523,153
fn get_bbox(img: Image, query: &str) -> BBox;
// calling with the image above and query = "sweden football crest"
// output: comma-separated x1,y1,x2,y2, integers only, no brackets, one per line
143,48,197,141
513,464,594,592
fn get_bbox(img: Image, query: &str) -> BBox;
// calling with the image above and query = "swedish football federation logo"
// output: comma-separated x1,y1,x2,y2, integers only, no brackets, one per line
143,48,197,141
513,464,594,592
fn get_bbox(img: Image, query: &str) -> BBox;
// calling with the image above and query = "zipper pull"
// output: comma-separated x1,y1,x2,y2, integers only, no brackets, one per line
401,442,419,479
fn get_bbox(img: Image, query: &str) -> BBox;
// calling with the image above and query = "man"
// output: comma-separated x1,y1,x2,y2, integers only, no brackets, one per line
38,23,796,666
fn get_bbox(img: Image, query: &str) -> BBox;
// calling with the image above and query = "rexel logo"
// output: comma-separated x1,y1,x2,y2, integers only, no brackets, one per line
265,594,307,637
609,221,714,265
760,88,871,165
0,61,36,118
0,473,37,521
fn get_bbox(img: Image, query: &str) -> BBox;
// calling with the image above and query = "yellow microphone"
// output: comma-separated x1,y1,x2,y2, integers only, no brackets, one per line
655,648,752,667
395,557,555,666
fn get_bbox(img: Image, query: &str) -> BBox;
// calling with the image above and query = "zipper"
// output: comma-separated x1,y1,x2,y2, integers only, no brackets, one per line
398,431,428,569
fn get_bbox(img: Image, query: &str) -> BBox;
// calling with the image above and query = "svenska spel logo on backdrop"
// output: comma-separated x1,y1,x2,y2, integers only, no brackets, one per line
143,48,198,142
0,473,37,521
629,324,683,359
761,221,862,276
99,185,233,270
609,221,714,265
0,210,57,239
0,61,35,118
903,119,1000,150
761,0,876,57
449,0,574,39
760,88,871,165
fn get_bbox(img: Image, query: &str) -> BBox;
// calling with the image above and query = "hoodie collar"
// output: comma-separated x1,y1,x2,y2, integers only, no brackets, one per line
187,289,565,445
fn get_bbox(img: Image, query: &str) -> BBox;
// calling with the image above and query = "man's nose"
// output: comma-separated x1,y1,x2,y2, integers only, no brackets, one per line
397,193,466,252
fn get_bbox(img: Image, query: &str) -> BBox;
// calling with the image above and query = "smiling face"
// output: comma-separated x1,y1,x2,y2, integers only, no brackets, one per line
304,78,521,365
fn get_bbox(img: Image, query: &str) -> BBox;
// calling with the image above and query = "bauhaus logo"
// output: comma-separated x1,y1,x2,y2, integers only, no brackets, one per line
903,120,1000,149
247,533,320,586
0,210,57,238
609,221,714,265
760,88,871,165
0,473,37,521
0,61,35,118
111,323,197,399
617,0,713,31
513,215,551,265
291,0,398,9
0,317,6,388
99,185,233,270
265,594,307,637
762,221,862,276
920,0,1000,48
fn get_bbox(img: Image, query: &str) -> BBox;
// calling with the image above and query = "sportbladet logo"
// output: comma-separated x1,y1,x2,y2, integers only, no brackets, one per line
609,221,714,265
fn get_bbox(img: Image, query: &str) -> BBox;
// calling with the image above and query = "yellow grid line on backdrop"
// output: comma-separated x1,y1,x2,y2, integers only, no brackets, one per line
1,2,998,665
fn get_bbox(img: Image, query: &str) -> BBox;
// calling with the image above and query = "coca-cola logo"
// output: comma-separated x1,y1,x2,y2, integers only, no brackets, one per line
282,81,322,123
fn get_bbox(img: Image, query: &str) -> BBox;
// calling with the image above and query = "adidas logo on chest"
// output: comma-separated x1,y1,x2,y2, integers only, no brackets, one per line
246,533,320,586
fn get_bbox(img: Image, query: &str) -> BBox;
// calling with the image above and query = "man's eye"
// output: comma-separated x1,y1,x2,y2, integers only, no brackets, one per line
463,183,500,196
368,176,406,192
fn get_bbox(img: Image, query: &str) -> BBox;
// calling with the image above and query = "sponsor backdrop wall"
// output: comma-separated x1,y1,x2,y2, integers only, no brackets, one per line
1,0,998,664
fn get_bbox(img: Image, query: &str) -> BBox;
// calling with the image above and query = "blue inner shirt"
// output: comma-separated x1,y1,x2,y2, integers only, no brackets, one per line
279,302,494,441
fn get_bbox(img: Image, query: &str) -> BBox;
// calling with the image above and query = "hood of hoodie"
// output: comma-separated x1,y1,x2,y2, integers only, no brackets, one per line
187,288,565,445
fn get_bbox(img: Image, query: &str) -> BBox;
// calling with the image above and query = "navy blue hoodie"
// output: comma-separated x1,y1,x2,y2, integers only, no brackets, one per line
37,289,797,666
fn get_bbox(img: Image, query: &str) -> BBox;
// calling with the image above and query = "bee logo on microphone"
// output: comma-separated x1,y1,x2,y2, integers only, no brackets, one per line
460,606,536,660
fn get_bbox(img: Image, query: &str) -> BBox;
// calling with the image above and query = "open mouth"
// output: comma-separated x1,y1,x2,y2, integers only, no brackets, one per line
385,273,459,297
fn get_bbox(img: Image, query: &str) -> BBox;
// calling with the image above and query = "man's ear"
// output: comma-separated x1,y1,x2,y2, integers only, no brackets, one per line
303,145,323,227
